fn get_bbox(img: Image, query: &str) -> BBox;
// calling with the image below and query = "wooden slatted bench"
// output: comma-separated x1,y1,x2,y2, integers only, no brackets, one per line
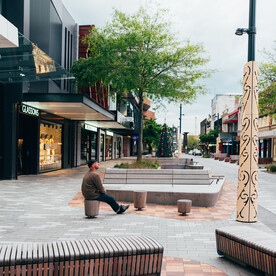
229,155,239,164
214,153,227,160
216,226,276,275
0,236,163,275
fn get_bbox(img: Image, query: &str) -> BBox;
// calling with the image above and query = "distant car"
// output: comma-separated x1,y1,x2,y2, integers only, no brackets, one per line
188,150,194,155
193,149,201,156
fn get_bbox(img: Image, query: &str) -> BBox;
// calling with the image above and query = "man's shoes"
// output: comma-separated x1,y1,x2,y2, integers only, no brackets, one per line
117,205,130,214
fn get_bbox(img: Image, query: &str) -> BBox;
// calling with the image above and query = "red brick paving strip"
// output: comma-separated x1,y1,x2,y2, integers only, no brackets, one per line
161,257,227,276
70,173,237,221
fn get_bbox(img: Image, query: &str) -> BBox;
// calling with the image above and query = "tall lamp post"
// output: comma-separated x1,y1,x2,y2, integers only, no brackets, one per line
236,0,259,222
178,103,185,157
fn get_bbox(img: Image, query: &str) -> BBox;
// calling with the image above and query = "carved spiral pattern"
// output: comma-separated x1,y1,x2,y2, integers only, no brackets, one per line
237,61,259,222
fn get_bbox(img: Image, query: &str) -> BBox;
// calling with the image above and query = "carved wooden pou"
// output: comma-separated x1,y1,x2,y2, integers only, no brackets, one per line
236,61,259,222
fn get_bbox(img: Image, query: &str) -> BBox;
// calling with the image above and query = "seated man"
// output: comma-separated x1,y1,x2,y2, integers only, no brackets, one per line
82,159,129,214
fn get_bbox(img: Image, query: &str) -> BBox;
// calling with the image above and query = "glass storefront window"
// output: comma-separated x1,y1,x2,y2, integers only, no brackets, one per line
100,134,105,161
81,130,97,165
105,136,112,160
39,122,62,172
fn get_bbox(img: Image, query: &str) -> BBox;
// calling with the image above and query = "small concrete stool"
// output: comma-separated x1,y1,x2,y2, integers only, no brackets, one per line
133,191,147,211
84,200,100,218
177,199,192,215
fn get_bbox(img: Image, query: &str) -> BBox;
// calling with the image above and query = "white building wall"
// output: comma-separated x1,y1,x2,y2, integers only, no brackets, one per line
211,94,241,129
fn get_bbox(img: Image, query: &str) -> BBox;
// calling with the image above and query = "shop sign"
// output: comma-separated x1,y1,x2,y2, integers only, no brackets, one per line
106,131,113,137
84,124,97,132
21,104,39,117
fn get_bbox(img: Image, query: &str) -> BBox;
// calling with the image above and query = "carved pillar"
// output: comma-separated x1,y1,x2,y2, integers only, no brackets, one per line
236,61,259,222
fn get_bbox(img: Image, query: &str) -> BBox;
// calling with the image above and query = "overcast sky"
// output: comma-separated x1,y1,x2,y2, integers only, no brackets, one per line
62,0,276,135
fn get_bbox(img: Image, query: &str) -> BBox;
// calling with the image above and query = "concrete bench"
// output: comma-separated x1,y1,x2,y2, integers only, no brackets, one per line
0,236,163,275
214,153,227,160
216,226,276,275
229,155,239,163
103,169,212,186
103,168,224,207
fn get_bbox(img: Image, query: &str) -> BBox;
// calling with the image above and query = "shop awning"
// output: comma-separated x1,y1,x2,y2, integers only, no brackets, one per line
0,32,73,83
259,129,276,138
223,113,238,124
22,93,133,130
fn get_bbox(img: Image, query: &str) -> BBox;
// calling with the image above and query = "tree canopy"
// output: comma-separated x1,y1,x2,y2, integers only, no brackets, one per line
260,41,276,89
199,128,219,154
187,135,199,151
70,5,212,160
143,119,162,153
259,41,276,116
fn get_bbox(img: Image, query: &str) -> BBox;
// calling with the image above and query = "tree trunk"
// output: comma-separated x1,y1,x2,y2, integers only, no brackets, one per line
148,144,152,154
137,91,144,162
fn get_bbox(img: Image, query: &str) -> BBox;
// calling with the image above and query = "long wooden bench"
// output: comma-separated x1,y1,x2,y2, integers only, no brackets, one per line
214,153,227,160
0,236,163,275
229,155,239,164
216,226,276,275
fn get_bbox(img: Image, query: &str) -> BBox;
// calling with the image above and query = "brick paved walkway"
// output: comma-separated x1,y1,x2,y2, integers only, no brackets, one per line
0,158,269,275
70,174,236,222
69,170,237,275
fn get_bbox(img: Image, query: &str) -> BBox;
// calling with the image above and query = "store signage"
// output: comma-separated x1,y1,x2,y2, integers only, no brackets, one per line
84,124,97,132
21,104,39,117
106,131,113,137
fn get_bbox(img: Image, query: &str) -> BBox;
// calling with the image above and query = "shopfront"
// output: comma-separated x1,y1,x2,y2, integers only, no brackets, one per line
220,137,239,156
17,104,40,175
105,131,113,160
100,134,105,161
39,122,63,172
81,124,97,165
16,104,65,174
259,139,272,159
274,138,276,162
116,136,122,158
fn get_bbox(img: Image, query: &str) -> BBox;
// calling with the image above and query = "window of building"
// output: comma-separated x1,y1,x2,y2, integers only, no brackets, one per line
39,122,62,172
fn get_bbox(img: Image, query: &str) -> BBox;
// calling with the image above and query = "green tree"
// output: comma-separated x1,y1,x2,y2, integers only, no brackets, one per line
260,41,276,90
187,135,199,151
143,119,162,153
259,42,276,117
259,84,276,116
199,128,219,154
156,124,173,157
70,6,212,161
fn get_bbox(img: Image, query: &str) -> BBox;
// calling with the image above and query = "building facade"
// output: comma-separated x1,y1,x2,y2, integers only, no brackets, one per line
258,114,276,163
211,94,241,130
0,0,136,180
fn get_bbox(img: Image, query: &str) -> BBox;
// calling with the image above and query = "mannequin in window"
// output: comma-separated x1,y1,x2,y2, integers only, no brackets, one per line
40,134,45,164
50,135,55,162
44,134,50,163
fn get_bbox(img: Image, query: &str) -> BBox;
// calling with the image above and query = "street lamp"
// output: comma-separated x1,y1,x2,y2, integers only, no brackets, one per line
235,0,256,62
179,103,184,134
235,0,259,223
178,103,185,157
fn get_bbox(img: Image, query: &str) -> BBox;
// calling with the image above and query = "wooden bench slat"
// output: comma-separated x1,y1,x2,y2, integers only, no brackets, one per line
0,236,163,276
216,226,276,275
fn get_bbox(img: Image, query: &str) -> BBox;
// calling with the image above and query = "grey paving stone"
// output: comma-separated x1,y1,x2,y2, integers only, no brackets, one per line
0,159,275,276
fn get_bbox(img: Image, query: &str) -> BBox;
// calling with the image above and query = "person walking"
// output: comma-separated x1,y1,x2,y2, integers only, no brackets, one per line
82,159,129,214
